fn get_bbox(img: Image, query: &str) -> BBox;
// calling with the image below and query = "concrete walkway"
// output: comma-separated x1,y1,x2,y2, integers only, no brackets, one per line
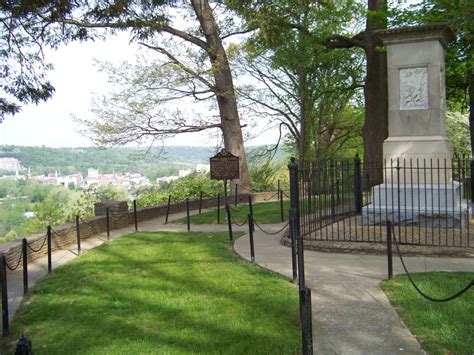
2,213,474,354
233,224,474,354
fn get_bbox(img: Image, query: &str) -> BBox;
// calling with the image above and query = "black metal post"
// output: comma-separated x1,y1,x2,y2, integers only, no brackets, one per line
47,226,52,273
248,195,254,218
217,194,221,224
300,287,314,355
76,215,82,254
354,154,362,214
22,238,28,295
199,191,203,214
234,184,238,206
470,160,474,217
248,213,255,262
248,195,254,232
277,179,281,200
387,221,393,280
1,255,9,335
106,208,110,241
226,204,233,242
330,159,336,217
186,198,191,232
289,217,298,282
133,200,138,231
280,190,284,222
289,157,313,355
165,194,171,224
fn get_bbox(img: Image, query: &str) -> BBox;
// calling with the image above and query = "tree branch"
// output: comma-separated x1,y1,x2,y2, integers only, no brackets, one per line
323,32,368,51
59,18,209,50
139,42,216,91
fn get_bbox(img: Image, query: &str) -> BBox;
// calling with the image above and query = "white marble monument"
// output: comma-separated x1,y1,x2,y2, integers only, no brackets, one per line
362,24,468,227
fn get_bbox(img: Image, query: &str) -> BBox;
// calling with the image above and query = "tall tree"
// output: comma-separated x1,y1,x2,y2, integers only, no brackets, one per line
229,0,364,163
325,0,388,175
1,0,251,188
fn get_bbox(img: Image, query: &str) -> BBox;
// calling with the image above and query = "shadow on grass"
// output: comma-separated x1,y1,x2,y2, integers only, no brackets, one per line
4,232,300,354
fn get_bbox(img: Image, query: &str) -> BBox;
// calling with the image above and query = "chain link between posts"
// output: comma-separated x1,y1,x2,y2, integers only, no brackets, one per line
254,220,290,235
4,251,23,271
27,234,48,253
391,224,473,302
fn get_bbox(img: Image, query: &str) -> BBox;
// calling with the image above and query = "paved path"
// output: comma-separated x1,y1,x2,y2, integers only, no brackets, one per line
2,212,474,354
233,224,474,354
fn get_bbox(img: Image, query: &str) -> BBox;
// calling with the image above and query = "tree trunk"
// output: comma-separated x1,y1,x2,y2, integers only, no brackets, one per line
363,32,387,183
362,0,388,185
191,0,250,190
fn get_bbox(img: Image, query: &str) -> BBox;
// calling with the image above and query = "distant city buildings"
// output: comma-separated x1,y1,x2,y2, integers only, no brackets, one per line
0,161,210,189
156,163,210,186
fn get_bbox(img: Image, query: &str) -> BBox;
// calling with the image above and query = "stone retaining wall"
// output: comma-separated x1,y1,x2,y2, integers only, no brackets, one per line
0,192,282,267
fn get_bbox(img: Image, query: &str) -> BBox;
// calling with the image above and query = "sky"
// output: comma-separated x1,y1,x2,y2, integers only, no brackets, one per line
0,33,278,148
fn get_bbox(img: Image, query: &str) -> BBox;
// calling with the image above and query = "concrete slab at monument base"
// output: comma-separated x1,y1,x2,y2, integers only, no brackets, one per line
362,204,468,228
362,182,468,227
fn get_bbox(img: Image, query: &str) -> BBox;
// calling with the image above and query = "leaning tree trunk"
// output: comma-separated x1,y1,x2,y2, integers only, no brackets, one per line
191,0,251,191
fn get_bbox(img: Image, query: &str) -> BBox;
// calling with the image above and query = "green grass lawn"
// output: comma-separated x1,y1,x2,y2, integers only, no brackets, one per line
380,272,474,354
178,199,290,225
2,231,300,354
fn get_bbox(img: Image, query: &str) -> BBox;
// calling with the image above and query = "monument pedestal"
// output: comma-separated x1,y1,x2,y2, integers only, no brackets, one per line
362,182,468,228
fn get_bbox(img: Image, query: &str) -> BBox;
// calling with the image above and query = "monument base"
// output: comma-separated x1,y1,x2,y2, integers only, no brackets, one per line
383,136,454,184
362,182,468,228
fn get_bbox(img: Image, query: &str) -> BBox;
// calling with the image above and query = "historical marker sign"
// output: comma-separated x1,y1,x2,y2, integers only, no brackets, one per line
210,149,240,180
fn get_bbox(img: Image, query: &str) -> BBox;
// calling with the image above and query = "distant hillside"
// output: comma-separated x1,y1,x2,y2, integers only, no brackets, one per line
0,145,288,180
0,146,215,179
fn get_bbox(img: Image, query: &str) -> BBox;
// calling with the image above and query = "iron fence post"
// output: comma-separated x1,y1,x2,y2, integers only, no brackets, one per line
1,255,9,335
76,215,82,253
277,179,281,200
289,157,313,355
354,154,362,214
217,194,221,224
47,226,52,273
133,200,138,231
289,217,298,282
248,195,254,232
226,204,233,242
280,190,284,222
386,221,393,280
248,213,255,262
234,184,238,206
186,198,191,232
199,191,203,214
330,159,336,218
22,238,28,295
165,194,171,224
105,208,110,241
470,160,474,217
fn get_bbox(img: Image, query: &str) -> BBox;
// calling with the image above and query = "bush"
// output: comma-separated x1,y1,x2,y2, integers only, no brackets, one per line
136,173,223,208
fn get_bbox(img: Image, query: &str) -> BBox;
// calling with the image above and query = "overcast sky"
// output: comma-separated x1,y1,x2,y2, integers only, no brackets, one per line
0,33,278,148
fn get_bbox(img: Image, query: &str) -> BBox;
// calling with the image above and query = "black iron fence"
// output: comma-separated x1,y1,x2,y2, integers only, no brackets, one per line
299,156,472,248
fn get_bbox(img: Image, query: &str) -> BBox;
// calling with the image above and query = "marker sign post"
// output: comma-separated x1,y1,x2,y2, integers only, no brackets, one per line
210,149,240,206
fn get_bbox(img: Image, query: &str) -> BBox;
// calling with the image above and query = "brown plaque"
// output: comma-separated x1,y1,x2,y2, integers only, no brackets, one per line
210,149,240,180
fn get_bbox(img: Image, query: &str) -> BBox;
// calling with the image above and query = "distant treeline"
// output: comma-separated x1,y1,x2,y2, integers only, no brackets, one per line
0,145,287,180
0,145,217,179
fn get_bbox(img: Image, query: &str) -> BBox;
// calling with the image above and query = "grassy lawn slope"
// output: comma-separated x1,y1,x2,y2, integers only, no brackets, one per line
3,232,300,354
381,272,474,354
179,200,290,225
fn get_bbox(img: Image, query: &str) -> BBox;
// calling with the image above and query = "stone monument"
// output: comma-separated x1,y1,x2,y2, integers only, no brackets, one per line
363,24,468,226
